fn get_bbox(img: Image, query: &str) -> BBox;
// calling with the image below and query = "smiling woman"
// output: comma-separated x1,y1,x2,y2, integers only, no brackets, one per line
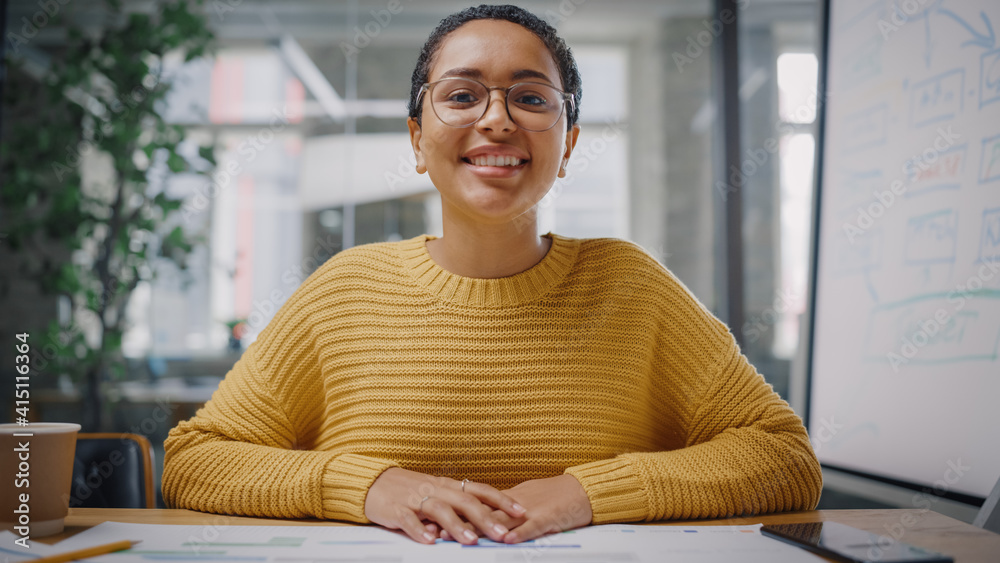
161,4,822,547
405,15,580,279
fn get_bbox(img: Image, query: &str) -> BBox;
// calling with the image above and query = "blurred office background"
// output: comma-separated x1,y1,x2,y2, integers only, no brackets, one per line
1,0,825,508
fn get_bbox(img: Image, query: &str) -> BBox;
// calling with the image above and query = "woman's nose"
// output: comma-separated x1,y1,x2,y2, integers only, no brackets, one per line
475,90,517,132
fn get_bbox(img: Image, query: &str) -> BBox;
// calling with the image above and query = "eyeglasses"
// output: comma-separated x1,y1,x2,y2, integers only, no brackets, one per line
417,77,575,132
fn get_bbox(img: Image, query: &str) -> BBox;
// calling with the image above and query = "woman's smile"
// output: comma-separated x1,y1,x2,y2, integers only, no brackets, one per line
462,158,528,179
461,144,531,179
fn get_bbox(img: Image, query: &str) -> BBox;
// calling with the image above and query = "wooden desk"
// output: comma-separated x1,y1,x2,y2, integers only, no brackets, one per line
45,508,1000,562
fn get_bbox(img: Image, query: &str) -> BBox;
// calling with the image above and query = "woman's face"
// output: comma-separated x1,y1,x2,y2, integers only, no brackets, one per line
408,19,580,226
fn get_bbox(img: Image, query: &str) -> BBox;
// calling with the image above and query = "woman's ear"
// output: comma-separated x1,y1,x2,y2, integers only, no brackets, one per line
407,117,427,174
558,124,581,178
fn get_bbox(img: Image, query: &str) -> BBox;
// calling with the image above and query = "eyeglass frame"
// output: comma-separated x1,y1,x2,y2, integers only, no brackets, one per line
416,76,576,132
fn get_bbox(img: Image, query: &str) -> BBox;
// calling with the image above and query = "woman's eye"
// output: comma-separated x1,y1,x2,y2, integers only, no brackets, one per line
514,94,547,106
446,91,479,104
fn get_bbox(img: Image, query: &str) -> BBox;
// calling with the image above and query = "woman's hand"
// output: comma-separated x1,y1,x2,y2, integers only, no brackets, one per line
364,467,527,545
439,474,593,544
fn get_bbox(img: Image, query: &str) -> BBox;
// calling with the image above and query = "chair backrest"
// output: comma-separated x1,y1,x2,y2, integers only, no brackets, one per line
71,433,155,509
974,475,1000,534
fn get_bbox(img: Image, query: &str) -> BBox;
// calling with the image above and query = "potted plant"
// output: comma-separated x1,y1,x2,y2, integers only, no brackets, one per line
1,0,215,430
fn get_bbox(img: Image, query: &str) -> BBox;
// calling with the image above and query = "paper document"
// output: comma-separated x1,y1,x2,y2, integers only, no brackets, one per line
7,521,826,563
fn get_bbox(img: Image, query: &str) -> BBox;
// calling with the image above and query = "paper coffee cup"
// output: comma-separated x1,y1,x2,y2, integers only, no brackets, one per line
0,422,81,539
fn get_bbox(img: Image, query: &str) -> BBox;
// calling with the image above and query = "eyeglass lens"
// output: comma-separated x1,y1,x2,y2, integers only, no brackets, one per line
428,78,566,131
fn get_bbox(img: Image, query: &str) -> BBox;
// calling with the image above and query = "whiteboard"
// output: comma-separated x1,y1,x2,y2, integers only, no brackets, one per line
810,0,1000,499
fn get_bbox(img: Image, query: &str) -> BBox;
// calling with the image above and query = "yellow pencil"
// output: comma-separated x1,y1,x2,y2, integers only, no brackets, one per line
32,540,140,563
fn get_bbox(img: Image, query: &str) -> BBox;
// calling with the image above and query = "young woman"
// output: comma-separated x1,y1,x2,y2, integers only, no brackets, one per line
163,4,821,546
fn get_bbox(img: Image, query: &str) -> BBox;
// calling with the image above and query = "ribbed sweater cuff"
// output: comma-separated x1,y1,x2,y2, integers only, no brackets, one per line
564,457,648,524
321,454,399,523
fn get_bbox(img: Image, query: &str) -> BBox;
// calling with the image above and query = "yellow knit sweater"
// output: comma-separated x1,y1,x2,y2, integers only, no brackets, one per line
162,232,822,525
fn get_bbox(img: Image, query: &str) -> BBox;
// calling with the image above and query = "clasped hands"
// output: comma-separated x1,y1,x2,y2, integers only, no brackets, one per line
364,467,593,545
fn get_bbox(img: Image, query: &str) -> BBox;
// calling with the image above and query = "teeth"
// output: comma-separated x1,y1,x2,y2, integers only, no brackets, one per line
470,156,523,167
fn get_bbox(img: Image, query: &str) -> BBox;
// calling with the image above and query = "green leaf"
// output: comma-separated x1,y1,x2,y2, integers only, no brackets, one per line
163,225,189,249
85,288,100,311
50,263,83,295
152,192,183,215
166,152,186,172
198,145,217,165
104,330,123,355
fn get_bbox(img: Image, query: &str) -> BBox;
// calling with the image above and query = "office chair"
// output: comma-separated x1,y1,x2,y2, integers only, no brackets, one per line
71,433,155,509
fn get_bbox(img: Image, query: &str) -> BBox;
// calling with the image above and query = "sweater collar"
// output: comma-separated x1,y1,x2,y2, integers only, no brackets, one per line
398,232,580,307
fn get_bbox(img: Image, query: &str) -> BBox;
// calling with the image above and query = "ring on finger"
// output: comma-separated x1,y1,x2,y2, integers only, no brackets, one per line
461,478,469,493
419,495,430,512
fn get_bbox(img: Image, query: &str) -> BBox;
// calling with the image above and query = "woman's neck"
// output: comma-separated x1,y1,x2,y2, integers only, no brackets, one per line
426,211,552,279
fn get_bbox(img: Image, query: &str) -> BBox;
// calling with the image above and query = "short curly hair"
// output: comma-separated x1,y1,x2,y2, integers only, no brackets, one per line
407,4,582,131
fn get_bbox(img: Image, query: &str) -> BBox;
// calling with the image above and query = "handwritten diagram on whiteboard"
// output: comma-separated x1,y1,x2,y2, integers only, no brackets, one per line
811,0,1000,498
